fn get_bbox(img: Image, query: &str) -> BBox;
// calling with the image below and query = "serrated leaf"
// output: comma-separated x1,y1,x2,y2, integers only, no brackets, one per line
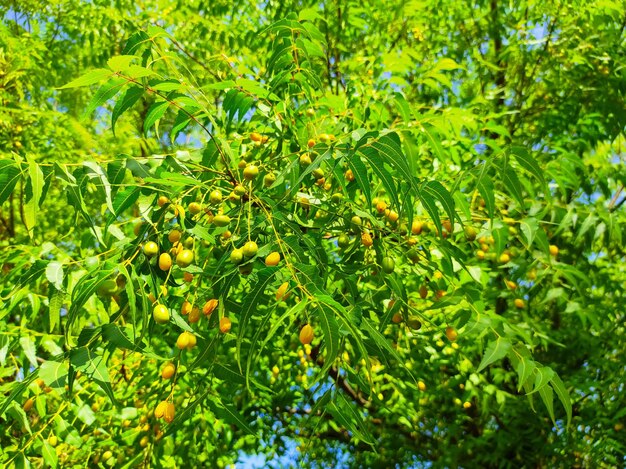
112,86,144,135
510,146,545,185
23,158,43,238
359,148,399,208
111,186,141,220
39,360,69,391
41,440,58,468
476,173,495,218
144,100,169,136
207,395,254,435
0,160,20,205
550,373,572,427
346,152,371,208
83,77,127,119
48,289,64,333
423,180,456,226
45,262,64,291
477,337,511,372
70,348,116,403
317,302,340,375
538,384,555,424
502,165,525,208
327,394,374,445
236,268,277,368
59,69,112,89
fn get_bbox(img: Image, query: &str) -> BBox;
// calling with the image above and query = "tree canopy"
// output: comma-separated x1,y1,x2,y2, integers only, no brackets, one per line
1,1,625,467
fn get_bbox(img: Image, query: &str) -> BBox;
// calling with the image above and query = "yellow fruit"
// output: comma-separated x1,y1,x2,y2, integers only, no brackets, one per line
411,220,423,235
276,282,289,301
386,210,399,223
176,332,190,350
102,450,113,461
188,306,200,323
242,241,258,257
307,139,315,148
212,215,231,227
143,241,159,257
243,165,259,180
222,230,232,240
157,196,169,207
23,398,34,412
209,190,222,204
188,202,202,215
48,435,58,447
154,401,168,418
445,326,458,342
176,249,194,268
361,232,373,248
158,253,172,271
219,317,232,334
505,280,517,290
433,271,443,280
299,154,312,166
463,401,472,409
187,333,197,348
549,245,559,257
514,298,525,309
230,248,244,264
203,299,219,316
476,250,486,260
164,403,175,423
153,305,170,324
418,381,426,391
265,251,281,267
181,301,192,315
436,290,446,299
139,436,149,447
161,363,176,380
299,324,314,345
419,285,428,299
168,230,181,243
375,201,387,214
345,169,355,182
250,132,263,142
499,253,511,263
170,242,183,256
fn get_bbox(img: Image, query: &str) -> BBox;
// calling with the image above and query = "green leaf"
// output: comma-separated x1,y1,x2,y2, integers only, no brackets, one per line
83,77,127,119
422,180,456,226
359,148,399,208
502,165,525,208
346,152,371,209
48,289,64,333
0,160,20,205
327,393,374,445
206,395,254,435
476,337,511,372
550,373,572,427
23,158,44,238
510,146,545,185
143,100,169,136
59,69,112,89
70,347,116,403
316,302,340,375
45,262,64,291
538,384,555,424
476,173,495,218
41,440,58,468
112,86,144,135
236,268,277,368
110,186,141,221
39,360,69,391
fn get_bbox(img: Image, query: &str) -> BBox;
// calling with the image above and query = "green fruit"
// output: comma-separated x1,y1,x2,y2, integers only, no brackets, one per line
407,248,420,262
312,168,324,179
337,234,351,249
188,202,202,215
239,264,254,275
381,256,395,274
176,249,194,267
243,165,259,180
209,190,222,204
153,305,170,324
98,279,118,296
143,241,159,257
242,241,258,258
212,215,231,227
331,193,344,204
230,248,244,264
234,185,246,196
264,173,276,187
299,154,312,166
464,226,477,241
184,237,194,249
407,318,422,330
351,216,362,228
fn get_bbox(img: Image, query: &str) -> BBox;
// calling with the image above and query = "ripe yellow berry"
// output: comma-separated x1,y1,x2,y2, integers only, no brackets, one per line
181,301,192,315
158,253,172,271
168,230,181,243
445,326,458,342
345,169,355,182
164,402,175,423
549,245,559,257
219,317,232,334
161,363,176,380
157,196,169,207
265,251,281,267
499,253,511,264
23,398,34,412
154,401,168,419
418,381,426,391
514,298,525,309
276,282,289,301
361,232,373,248
188,306,201,323
299,324,314,345
250,132,263,142
307,139,315,148
463,401,472,409
153,304,170,324
411,220,423,235
203,299,219,316
188,202,202,215
505,280,517,290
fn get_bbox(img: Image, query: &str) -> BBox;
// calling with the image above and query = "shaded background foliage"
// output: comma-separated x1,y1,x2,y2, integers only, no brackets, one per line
1,0,625,468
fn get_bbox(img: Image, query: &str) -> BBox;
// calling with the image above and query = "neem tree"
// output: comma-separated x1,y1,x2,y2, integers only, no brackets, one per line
1,1,625,467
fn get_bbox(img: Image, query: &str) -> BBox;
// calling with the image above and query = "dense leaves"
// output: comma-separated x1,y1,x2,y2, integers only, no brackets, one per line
1,1,626,468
